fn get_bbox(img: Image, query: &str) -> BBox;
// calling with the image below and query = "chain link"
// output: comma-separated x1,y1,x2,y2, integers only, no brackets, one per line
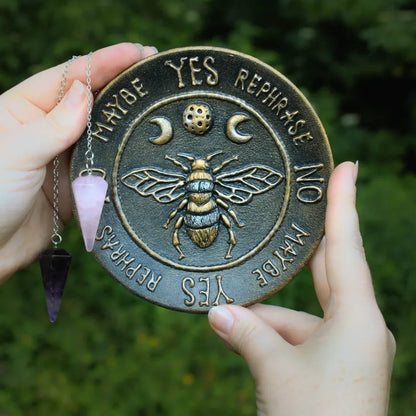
51,53,92,246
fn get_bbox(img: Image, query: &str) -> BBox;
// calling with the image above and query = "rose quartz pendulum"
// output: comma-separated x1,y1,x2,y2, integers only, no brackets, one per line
72,175,108,252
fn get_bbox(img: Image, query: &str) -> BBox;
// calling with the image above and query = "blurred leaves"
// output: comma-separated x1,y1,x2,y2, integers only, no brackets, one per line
0,0,415,414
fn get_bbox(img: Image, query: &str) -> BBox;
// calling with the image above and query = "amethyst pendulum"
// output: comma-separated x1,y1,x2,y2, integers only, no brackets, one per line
39,161,72,323
38,54,85,322
39,139,72,322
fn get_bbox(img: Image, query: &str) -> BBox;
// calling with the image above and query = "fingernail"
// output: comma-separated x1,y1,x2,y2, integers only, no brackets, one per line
208,306,234,334
353,160,359,184
134,43,144,54
64,80,86,108
149,46,158,53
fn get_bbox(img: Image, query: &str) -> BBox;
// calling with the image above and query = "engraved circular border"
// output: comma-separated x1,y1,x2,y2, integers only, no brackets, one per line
112,91,291,272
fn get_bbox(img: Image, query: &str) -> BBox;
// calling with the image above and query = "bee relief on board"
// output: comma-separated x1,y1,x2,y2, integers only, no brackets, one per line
120,102,286,261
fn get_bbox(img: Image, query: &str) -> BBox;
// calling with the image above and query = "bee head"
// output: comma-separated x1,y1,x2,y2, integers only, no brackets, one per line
176,151,223,171
192,159,209,170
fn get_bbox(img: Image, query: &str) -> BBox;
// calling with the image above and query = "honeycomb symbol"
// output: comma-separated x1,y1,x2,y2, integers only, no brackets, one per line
182,103,212,135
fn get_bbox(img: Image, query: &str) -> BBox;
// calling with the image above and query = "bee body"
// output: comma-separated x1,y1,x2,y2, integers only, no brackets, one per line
121,151,284,260
184,165,220,248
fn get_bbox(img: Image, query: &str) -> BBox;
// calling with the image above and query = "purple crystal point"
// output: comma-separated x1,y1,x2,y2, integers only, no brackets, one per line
72,175,108,252
39,248,72,323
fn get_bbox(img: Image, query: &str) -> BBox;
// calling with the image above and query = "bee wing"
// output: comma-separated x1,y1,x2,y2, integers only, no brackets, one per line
215,165,285,204
121,168,186,203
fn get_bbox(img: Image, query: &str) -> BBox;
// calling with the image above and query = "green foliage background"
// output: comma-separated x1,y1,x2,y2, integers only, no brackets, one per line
0,0,415,414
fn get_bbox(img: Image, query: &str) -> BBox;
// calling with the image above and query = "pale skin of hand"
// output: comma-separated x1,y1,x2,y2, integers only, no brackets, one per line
0,43,157,283
209,162,396,416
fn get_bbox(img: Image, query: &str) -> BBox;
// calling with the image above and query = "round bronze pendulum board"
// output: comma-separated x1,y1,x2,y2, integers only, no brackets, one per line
71,46,333,313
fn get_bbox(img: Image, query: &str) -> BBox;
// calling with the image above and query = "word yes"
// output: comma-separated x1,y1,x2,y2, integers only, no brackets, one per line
164,56,219,88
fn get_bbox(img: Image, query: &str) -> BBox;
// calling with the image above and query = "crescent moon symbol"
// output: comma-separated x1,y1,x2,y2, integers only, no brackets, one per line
226,114,253,144
149,117,173,145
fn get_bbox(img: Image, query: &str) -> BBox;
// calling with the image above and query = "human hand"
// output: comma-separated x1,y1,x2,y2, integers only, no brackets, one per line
0,43,157,283
208,162,395,416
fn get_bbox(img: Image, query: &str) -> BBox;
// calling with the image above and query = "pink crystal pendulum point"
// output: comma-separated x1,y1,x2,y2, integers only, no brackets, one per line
72,52,107,252
72,175,108,251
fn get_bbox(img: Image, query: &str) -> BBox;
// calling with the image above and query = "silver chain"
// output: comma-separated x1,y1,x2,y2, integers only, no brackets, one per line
85,52,94,175
51,53,93,246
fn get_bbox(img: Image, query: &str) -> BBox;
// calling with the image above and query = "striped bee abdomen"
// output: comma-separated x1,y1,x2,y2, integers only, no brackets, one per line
184,177,220,247
184,206,220,229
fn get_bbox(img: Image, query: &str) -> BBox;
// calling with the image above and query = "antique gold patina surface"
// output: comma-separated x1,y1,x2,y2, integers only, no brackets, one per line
71,47,333,313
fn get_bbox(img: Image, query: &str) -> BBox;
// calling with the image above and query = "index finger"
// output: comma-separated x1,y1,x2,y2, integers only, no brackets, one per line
4,43,157,113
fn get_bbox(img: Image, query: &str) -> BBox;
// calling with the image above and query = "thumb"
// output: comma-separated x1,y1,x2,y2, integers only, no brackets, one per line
325,161,375,310
208,305,289,378
2,80,89,170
